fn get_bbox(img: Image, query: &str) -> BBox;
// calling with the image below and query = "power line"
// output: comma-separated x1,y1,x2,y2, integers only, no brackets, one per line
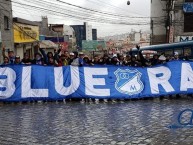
11,1,151,25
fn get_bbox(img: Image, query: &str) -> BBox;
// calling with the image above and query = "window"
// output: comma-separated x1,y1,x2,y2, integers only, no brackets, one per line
4,16,9,30
184,0,193,32
174,48,183,57
184,13,193,32
165,49,173,56
184,47,191,56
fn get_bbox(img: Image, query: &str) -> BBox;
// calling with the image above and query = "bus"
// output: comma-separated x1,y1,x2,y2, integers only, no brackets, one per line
131,41,193,59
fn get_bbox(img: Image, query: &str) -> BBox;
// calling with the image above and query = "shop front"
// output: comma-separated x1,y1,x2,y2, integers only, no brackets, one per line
13,18,39,59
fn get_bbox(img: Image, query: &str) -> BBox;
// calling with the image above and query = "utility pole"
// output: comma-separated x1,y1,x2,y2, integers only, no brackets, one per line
165,0,174,43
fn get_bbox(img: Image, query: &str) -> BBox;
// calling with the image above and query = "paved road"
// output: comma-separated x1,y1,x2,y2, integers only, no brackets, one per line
0,98,193,145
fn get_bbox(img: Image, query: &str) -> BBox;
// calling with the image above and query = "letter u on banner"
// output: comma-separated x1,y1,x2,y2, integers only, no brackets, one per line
54,66,80,96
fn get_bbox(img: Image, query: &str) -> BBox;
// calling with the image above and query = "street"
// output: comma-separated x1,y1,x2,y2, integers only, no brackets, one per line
0,98,193,145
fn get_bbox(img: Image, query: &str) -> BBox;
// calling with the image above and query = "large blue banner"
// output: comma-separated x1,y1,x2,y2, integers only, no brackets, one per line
0,61,192,102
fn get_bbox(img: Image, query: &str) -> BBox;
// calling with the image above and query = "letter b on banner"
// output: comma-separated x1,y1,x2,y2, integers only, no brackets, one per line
0,67,16,99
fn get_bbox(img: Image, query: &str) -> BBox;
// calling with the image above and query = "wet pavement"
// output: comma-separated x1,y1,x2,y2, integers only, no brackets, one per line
0,97,193,145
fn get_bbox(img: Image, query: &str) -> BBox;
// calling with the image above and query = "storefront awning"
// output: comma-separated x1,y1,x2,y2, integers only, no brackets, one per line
39,40,58,49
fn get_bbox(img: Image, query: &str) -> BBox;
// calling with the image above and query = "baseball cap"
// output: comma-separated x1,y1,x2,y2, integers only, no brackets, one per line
79,52,84,55
15,55,20,59
174,52,179,56
70,52,75,56
158,55,166,61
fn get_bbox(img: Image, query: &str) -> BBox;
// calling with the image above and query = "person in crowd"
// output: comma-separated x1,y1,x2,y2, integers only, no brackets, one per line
48,57,58,66
124,54,132,66
92,55,101,65
31,52,45,65
130,55,141,67
166,55,172,62
47,52,54,60
100,54,111,65
83,56,93,66
71,52,84,66
151,54,159,66
158,55,167,64
2,46,15,64
21,53,32,65
174,52,180,60
39,47,49,65
58,54,69,66
2,56,10,65
137,45,152,67
78,52,85,66
68,52,75,65
117,54,125,66
14,56,21,65
111,54,119,65
183,53,190,61
70,51,79,66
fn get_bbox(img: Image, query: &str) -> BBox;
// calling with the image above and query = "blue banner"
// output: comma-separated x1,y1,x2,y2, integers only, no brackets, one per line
183,3,193,13
0,61,193,102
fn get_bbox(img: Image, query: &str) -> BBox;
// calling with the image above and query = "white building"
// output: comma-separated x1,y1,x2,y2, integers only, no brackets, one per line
84,22,93,40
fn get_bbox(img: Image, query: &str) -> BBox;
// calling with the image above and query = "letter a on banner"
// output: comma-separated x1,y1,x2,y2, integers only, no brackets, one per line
181,63,193,91
54,66,80,96
147,66,174,94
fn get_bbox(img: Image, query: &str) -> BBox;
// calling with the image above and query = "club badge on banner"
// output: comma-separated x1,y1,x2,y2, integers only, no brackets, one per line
0,61,192,102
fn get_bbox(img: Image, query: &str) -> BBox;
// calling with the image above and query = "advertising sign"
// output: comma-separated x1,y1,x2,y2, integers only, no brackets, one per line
82,40,106,51
177,36,193,42
14,23,39,43
183,3,193,13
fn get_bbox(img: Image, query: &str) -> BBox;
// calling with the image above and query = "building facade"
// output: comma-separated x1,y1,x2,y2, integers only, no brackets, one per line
13,17,39,58
151,0,193,45
71,22,97,49
173,0,193,42
0,0,14,53
150,0,167,45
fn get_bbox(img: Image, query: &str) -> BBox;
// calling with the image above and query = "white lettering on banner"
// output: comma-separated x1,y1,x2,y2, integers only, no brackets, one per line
22,66,48,98
84,68,110,96
0,67,16,99
147,66,174,94
180,63,193,91
54,66,80,95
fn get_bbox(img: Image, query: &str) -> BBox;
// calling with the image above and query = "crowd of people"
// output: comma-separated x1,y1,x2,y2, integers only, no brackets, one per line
1,44,190,67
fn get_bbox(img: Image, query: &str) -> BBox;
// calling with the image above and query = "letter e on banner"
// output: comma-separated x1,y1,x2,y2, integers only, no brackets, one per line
147,66,174,94
84,68,110,96
0,67,16,99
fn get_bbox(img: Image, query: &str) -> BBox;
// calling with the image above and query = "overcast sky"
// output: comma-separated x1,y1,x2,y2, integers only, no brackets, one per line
12,0,151,37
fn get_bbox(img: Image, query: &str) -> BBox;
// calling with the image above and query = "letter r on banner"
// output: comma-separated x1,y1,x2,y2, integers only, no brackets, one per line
147,66,174,94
